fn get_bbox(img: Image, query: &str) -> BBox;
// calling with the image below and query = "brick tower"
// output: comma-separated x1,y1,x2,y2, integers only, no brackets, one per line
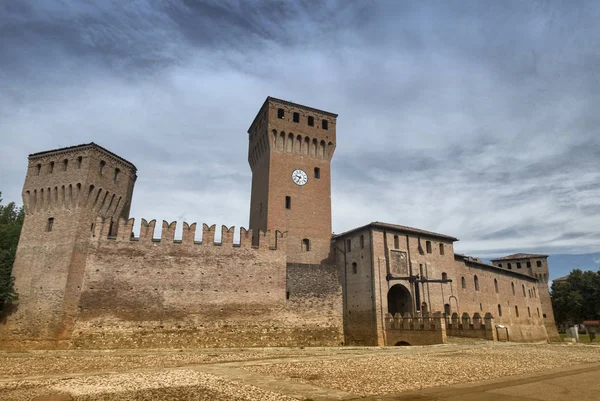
248,97,337,264
6,143,136,343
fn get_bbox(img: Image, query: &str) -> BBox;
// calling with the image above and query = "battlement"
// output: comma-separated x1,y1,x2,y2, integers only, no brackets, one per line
91,216,286,251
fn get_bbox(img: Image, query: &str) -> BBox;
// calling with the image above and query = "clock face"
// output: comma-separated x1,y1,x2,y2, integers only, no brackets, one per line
291,169,308,186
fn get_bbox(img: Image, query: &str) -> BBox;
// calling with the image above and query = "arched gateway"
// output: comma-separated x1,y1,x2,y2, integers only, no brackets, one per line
387,284,412,316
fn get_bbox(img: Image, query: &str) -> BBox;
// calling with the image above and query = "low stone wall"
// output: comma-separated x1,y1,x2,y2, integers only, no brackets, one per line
446,312,497,341
384,312,447,346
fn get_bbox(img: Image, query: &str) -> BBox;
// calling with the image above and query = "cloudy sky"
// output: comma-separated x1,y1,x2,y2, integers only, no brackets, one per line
2,0,600,266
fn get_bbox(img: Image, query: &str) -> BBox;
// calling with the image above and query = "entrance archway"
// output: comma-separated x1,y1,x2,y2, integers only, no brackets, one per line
387,284,412,316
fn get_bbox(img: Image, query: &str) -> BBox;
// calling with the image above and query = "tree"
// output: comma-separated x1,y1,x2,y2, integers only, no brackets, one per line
0,192,24,310
551,268,600,327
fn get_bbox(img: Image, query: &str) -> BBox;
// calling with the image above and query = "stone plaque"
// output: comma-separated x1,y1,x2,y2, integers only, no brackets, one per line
390,250,408,276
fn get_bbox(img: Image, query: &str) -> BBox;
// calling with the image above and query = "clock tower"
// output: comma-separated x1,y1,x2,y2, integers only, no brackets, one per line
248,97,337,264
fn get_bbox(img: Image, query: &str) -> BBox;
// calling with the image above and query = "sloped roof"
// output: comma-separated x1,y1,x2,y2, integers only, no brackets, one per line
490,253,548,262
29,142,137,170
332,221,458,242
455,253,537,281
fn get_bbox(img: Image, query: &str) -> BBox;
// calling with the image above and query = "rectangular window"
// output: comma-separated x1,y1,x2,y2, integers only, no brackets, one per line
394,235,399,249
314,167,320,179
46,217,54,232
346,239,351,252
526,261,531,268
277,108,284,119
360,234,364,249
508,263,512,269
536,261,542,267
426,240,432,254
285,196,291,209
308,116,314,126
440,243,445,255
322,119,328,130
293,112,299,123
517,262,522,269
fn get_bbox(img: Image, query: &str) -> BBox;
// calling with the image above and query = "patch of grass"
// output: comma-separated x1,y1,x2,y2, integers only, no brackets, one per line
560,333,594,342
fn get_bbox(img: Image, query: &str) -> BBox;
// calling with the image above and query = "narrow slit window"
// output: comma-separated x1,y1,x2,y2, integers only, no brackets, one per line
49,161,54,174
113,168,120,183
426,240,432,253
63,159,68,171
76,156,82,169
346,239,352,252
277,108,285,119
302,238,310,251
511,282,515,295
439,243,445,255
99,160,106,175
522,284,526,297
515,305,519,317
36,164,41,175
474,275,479,291
494,279,499,293
360,234,364,249
314,167,320,179
308,116,314,126
498,304,502,317
46,217,54,232
285,196,291,209
293,112,299,123
322,119,328,130
442,272,447,281
394,235,399,249
352,262,357,274
461,276,466,289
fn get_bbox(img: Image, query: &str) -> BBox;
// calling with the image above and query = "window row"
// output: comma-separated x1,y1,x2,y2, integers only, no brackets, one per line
272,130,334,159
460,275,536,298
346,234,366,252
277,108,329,130
498,260,542,269
34,158,121,183
497,304,539,318
391,235,445,255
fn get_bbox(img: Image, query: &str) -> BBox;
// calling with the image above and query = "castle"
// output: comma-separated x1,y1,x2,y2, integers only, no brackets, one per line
0,97,559,349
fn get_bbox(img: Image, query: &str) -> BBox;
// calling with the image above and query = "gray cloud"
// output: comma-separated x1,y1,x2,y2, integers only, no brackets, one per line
2,0,600,255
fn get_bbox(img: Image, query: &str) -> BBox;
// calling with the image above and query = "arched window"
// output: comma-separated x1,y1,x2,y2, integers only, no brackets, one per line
474,275,479,291
511,282,515,295
352,262,357,274
318,140,326,159
77,156,83,169
62,159,68,171
493,278,498,293
287,133,294,152
442,272,447,281
439,243,445,255
498,304,502,316
515,305,519,317
99,160,106,175
301,238,310,251
444,303,451,316
278,132,285,151
461,276,466,289
522,284,526,297
303,137,310,155
49,161,55,173
113,168,120,183
426,240,432,253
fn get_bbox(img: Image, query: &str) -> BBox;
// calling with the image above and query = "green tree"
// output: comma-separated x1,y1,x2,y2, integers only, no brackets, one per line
0,192,24,310
551,268,600,326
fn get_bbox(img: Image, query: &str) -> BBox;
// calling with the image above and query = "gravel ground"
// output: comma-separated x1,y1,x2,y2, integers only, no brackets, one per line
1,342,599,400
245,343,600,396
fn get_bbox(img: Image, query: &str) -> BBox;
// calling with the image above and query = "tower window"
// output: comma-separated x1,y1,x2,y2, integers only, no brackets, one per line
426,240,432,253
507,263,512,269
35,163,41,175
526,261,531,268
522,284,526,297
62,159,68,171
474,275,479,291
359,234,364,249
394,235,399,249
99,160,106,175
322,119,328,130
517,262,522,269
494,278,498,293
285,196,291,209
49,161,55,174
536,261,542,267
113,168,120,183
528,307,531,317
302,238,310,251
293,112,299,123
461,276,466,289
314,167,320,179
277,108,284,119
46,217,54,232
346,239,352,252
308,116,314,126
352,262,357,274
499,263,503,268
442,272,447,281
439,243,445,255
76,156,82,169
515,305,519,317
511,282,515,295
498,304,502,317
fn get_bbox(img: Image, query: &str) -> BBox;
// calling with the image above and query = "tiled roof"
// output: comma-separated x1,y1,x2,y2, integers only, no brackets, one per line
490,253,548,262
29,142,137,170
332,221,458,242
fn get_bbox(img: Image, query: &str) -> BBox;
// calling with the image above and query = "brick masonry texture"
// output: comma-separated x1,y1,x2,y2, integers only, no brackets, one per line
0,97,558,349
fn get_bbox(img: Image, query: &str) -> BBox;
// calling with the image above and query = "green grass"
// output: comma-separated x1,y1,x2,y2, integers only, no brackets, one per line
560,333,595,342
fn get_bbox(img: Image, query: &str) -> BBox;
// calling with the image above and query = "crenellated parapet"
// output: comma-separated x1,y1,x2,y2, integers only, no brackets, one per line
91,216,286,251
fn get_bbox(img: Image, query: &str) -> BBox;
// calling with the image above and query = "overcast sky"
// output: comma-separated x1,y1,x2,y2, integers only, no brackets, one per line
1,0,600,258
